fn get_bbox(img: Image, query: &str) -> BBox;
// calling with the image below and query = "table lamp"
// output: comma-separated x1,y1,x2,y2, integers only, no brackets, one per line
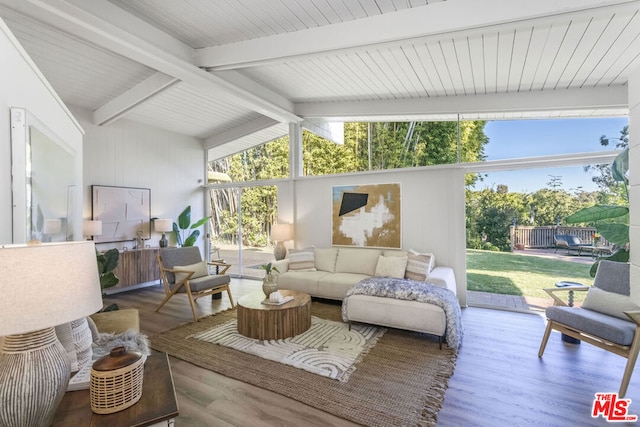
43,219,62,241
0,241,103,427
83,220,102,240
270,223,293,260
155,219,173,248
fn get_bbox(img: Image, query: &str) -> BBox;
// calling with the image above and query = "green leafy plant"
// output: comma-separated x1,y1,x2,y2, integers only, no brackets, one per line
96,248,120,311
260,262,279,276
174,205,211,247
565,148,629,275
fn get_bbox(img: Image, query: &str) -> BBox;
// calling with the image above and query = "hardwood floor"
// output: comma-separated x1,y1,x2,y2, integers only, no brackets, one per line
105,280,640,426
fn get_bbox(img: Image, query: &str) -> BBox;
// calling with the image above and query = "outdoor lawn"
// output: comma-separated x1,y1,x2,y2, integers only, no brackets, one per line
467,249,595,300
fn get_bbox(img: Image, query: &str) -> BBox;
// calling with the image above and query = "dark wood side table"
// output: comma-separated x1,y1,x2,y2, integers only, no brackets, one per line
555,281,589,344
53,352,178,426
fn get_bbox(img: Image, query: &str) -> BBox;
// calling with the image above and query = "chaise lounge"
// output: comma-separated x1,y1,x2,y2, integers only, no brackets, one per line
554,234,594,256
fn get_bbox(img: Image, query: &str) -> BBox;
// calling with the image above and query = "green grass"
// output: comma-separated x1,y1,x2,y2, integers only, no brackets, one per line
466,249,594,300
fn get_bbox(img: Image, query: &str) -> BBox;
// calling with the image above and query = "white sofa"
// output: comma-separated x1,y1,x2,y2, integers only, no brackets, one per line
273,247,459,346
273,247,457,299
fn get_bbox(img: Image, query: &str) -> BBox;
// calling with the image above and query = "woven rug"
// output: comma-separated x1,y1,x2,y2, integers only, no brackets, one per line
190,316,384,381
151,301,457,427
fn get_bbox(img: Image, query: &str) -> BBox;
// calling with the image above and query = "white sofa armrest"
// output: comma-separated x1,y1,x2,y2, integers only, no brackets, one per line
272,259,289,274
426,266,457,295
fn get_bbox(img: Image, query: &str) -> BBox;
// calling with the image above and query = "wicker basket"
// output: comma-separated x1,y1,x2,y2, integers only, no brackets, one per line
90,346,146,414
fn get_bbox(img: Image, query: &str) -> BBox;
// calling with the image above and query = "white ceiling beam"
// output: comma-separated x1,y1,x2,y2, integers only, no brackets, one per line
1,0,300,123
302,119,344,145
92,72,178,126
295,86,628,120
204,116,280,150
464,150,621,173
195,0,639,70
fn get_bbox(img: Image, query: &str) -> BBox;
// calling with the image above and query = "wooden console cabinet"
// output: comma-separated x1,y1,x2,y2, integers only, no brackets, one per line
111,247,161,291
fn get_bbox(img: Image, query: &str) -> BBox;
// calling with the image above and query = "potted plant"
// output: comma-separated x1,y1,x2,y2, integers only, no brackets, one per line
260,262,280,298
96,248,120,311
173,205,211,247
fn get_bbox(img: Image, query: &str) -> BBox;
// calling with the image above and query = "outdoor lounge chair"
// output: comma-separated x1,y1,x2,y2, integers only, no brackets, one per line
554,234,594,256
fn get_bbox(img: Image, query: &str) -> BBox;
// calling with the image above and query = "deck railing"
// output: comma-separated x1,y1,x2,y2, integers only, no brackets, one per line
509,226,607,249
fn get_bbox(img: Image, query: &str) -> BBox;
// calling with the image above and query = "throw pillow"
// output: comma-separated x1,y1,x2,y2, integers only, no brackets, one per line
173,261,209,283
288,249,316,271
314,248,338,272
582,287,640,320
375,255,408,278
405,249,435,282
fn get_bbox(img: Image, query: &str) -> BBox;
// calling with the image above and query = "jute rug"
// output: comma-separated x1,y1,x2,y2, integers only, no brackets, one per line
190,316,385,381
150,301,457,427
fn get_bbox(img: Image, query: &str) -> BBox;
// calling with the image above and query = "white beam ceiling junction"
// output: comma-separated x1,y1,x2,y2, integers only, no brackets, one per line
93,72,178,126
295,86,629,120
0,0,300,123
196,0,639,70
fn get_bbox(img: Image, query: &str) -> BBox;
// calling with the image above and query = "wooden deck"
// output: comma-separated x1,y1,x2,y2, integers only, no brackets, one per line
104,279,640,426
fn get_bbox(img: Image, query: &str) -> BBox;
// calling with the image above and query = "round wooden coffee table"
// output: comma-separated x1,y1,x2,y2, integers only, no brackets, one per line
237,290,311,340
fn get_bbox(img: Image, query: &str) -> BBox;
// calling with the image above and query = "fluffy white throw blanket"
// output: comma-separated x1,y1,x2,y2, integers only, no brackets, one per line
342,277,463,349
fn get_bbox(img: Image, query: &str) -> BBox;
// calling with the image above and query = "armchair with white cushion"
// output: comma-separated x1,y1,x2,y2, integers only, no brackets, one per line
156,247,233,322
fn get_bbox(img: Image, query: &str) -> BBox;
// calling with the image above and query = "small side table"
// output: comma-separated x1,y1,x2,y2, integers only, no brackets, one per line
555,281,589,344
210,259,231,300
53,352,178,426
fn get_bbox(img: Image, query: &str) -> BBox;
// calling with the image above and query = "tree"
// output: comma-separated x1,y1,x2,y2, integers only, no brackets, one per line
583,125,628,202
210,120,491,247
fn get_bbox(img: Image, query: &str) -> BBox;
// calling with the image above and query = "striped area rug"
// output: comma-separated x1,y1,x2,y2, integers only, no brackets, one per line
190,316,384,381
151,302,457,426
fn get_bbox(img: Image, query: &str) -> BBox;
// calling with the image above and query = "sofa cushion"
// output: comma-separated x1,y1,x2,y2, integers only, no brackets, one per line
405,249,435,281
288,248,316,271
334,248,382,275
278,271,331,295
314,248,338,272
174,261,209,283
582,287,640,320
546,306,636,346
383,250,408,258
375,255,408,278
317,273,371,299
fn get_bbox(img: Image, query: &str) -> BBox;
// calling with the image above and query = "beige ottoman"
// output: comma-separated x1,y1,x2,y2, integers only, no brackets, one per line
344,295,447,347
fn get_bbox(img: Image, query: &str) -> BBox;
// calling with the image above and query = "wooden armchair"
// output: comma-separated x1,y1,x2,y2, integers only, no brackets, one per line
538,261,640,397
156,247,234,322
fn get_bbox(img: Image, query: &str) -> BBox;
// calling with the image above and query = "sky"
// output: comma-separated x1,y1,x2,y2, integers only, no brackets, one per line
471,117,629,193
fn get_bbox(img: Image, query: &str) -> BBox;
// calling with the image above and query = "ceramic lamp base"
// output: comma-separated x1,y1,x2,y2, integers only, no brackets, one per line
0,327,70,427
159,233,168,248
273,241,287,260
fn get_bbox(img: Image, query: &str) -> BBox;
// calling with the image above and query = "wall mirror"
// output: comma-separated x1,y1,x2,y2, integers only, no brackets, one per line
10,107,78,243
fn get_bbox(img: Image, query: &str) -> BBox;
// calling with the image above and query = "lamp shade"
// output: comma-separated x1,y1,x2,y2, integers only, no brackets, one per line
270,223,293,241
0,241,103,336
154,219,173,233
83,220,102,237
43,219,62,234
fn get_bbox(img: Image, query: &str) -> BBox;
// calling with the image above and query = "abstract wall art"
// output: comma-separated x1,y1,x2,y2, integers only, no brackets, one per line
332,183,401,248
91,185,151,243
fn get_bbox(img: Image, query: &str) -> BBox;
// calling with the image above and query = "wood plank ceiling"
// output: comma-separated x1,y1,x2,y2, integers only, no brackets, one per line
0,0,638,159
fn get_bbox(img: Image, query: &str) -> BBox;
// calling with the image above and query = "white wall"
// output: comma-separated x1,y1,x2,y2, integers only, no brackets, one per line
288,166,468,305
0,18,83,244
72,108,208,252
629,65,640,304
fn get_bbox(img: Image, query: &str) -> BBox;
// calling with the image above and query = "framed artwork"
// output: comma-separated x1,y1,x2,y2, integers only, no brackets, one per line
332,183,401,248
91,185,151,243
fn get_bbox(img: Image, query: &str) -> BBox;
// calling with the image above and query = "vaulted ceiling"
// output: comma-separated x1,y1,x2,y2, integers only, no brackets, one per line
0,0,638,159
